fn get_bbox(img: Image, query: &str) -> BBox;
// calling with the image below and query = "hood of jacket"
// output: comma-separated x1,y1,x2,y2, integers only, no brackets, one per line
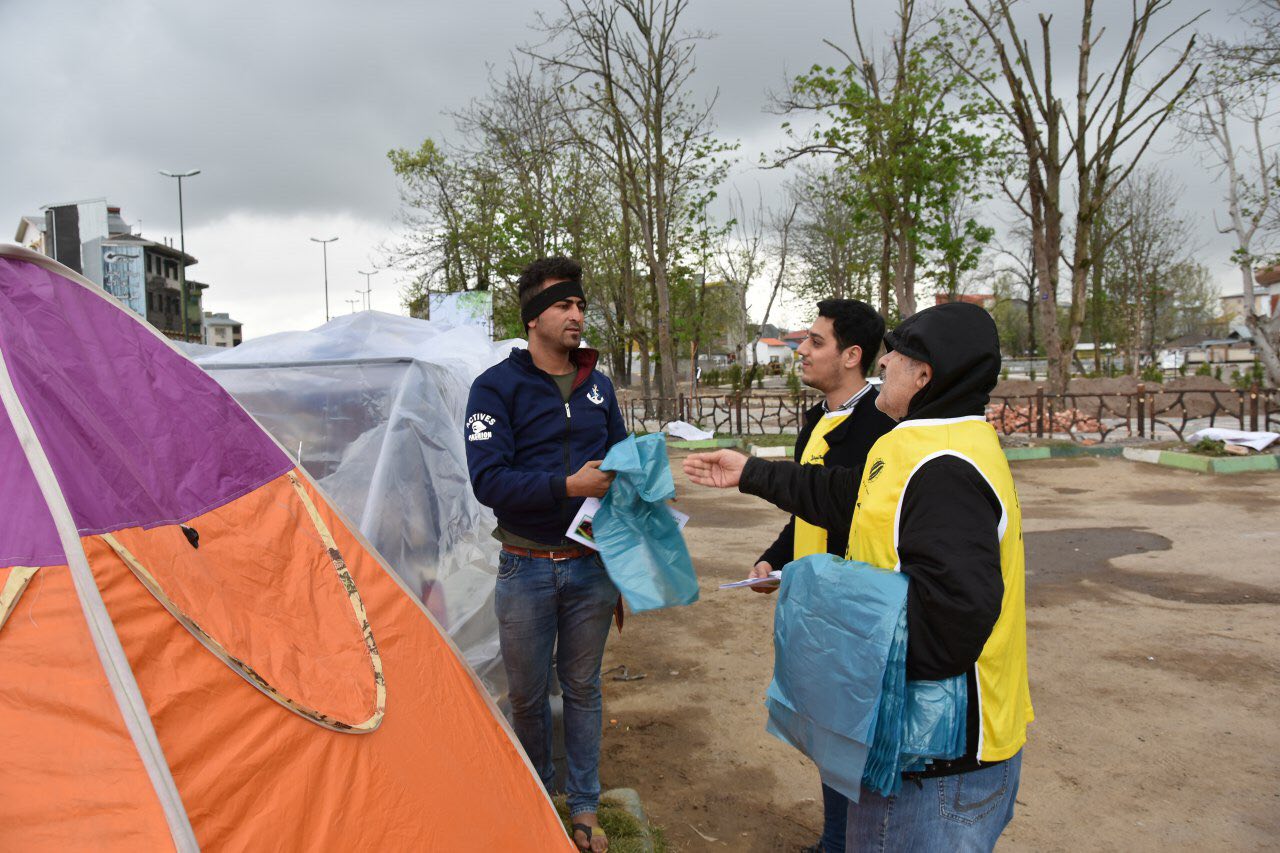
883,302,1001,421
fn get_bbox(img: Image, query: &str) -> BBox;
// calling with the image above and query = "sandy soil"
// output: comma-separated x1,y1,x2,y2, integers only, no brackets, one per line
596,454,1280,851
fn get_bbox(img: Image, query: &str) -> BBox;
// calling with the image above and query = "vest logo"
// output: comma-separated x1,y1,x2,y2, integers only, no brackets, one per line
868,458,885,482
466,412,496,441
587,384,604,405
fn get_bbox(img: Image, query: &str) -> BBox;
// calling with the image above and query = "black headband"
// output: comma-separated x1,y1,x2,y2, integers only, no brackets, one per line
521,279,586,325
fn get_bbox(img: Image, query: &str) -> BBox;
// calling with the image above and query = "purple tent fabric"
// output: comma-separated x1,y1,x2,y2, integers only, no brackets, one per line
0,410,64,566
0,255,292,537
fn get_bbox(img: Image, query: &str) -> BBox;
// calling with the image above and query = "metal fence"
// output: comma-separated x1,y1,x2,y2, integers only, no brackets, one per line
622,392,819,436
622,385,1279,443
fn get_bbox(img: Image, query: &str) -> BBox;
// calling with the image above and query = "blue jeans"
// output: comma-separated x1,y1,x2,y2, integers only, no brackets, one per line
846,752,1022,852
821,782,848,853
495,550,618,816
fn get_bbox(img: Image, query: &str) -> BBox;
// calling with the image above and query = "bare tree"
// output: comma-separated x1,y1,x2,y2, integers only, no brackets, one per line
1101,169,1198,373
526,0,729,416
993,225,1039,358
955,0,1200,394
716,190,767,368
1181,72,1280,383
788,162,881,304
1203,0,1280,86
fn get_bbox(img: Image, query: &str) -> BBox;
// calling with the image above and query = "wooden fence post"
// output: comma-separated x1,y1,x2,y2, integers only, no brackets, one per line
1136,384,1146,438
1035,387,1045,438
1250,385,1260,432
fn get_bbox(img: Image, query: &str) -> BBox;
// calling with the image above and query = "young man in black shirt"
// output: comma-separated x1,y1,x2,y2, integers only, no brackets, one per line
749,300,894,853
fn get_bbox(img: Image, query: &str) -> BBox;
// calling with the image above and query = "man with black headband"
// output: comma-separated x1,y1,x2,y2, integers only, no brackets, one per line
683,302,1032,850
465,256,624,853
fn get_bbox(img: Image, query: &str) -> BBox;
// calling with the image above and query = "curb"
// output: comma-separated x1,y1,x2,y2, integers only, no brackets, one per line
601,788,655,853
749,444,794,458
665,437,742,450
1122,446,1280,474
1003,445,1125,462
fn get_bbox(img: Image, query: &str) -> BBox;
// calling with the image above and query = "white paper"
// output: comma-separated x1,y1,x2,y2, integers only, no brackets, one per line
566,497,689,548
718,570,782,590
1187,427,1279,452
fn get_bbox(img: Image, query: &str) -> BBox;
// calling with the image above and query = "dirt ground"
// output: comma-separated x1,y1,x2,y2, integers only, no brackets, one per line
596,454,1280,851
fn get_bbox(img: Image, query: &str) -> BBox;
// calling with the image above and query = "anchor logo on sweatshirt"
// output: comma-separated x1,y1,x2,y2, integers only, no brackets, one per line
587,384,604,405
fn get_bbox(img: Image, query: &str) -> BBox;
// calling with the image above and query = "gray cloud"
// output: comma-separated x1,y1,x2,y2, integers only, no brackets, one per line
2,0,1259,304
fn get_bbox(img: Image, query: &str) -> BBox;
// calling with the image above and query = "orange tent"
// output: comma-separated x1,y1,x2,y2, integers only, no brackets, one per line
0,244,574,850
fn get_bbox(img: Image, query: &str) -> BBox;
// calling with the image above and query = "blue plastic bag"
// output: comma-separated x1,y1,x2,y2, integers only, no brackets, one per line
765,553,967,801
593,433,699,613
766,554,907,802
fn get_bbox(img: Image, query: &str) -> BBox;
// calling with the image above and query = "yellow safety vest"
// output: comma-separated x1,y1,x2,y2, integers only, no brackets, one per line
792,411,851,560
846,415,1033,762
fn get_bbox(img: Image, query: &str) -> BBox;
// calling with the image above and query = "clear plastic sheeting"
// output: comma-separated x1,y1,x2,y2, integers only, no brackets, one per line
197,311,523,698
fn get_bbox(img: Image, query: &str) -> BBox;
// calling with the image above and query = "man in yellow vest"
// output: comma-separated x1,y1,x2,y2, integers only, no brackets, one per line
750,300,895,853
684,302,1032,851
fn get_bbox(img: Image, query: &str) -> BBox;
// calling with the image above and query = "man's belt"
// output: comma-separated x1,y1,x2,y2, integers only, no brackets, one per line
501,543,594,561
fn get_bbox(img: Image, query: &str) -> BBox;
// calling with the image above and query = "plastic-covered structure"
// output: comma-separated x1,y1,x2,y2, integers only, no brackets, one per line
197,312,519,697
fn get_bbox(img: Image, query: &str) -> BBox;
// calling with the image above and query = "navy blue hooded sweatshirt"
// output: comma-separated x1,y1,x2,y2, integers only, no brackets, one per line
465,347,627,544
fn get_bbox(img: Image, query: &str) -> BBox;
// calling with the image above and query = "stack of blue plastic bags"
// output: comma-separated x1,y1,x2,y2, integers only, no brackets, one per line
765,553,968,801
593,433,699,613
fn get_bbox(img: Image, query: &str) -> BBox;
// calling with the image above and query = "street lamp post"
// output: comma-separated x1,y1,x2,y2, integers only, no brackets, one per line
357,269,378,311
310,236,339,321
345,297,359,314
159,169,201,341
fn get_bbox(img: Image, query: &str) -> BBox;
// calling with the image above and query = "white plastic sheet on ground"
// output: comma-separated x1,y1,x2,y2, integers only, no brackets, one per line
197,311,522,698
663,420,714,441
1187,427,1280,452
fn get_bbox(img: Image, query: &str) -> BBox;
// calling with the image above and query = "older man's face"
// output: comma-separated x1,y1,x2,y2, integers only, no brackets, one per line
874,350,932,420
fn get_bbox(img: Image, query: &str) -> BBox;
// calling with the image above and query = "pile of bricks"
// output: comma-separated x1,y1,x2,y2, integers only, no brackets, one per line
985,404,1102,434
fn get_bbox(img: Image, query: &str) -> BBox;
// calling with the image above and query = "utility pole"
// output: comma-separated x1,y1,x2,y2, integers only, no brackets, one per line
159,169,201,340
310,236,339,321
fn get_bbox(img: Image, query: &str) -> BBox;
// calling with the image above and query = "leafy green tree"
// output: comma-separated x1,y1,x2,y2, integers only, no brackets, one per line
774,0,1001,318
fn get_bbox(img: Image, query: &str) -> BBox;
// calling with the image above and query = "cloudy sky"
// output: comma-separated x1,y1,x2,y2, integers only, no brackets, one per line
1,0,1258,338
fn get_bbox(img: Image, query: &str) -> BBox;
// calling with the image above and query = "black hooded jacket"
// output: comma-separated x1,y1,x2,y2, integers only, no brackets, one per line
739,303,1006,775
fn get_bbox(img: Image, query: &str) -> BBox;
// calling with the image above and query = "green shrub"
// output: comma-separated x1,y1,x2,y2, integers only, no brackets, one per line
786,370,803,398
1232,362,1265,390
1140,365,1164,383
1189,438,1229,457
1194,362,1213,377
727,363,743,392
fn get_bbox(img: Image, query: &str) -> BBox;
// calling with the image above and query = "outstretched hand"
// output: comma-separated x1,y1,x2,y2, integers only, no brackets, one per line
682,449,748,489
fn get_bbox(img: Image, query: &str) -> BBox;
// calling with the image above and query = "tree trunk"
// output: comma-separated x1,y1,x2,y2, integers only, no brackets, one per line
878,227,893,318
892,227,918,317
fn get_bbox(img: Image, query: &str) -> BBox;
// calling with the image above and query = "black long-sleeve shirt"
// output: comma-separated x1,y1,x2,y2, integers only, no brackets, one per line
757,392,895,569
740,454,1003,680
